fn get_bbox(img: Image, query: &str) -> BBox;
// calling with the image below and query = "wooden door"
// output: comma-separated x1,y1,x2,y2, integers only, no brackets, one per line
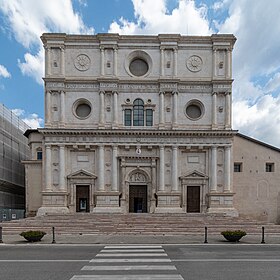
187,186,200,213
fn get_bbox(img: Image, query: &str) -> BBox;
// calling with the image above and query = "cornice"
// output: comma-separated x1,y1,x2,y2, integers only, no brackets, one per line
41,33,236,48
38,128,238,138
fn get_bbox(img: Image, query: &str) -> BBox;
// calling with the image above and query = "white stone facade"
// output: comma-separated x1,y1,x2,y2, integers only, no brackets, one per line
25,33,239,217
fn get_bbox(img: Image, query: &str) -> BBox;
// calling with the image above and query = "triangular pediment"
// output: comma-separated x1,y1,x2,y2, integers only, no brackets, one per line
180,170,208,180
67,169,97,179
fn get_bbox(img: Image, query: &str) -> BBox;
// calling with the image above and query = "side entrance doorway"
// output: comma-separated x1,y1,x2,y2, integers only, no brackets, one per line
129,185,147,213
187,186,200,213
76,185,90,212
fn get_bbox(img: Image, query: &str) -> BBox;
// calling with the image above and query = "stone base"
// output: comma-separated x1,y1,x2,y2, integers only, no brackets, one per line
37,206,70,216
154,206,184,213
207,207,239,217
92,206,123,213
156,192,182,211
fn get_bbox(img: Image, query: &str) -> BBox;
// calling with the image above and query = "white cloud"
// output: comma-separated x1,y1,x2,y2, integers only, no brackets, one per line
18,48,44,85
12,108,43,128
216,0,280,147
11,108,25,117
233,95,280,146
109,0,212,35
22,113,44,129
264,72,280,93
0,64,11,78
0,0,94,83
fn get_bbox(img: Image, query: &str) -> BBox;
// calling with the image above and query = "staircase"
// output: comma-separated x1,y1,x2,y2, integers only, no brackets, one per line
1,213,279,235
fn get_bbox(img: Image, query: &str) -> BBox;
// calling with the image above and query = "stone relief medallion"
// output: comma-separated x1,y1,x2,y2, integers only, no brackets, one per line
186,55,203,72
74,54,91,71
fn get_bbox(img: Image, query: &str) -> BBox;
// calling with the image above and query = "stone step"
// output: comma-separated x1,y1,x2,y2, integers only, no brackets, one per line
1,213,279,236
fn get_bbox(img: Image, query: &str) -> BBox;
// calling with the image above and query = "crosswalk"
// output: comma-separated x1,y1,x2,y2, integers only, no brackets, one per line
69,245,184,280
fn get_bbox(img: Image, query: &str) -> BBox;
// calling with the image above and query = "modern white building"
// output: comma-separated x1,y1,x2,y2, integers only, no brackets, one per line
23,33,280,223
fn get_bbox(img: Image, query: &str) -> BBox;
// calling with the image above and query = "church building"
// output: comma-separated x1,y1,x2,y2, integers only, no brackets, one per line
23,33,280,223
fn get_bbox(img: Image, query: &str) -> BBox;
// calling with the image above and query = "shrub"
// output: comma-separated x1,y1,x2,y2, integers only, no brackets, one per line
221,230,246,242
20,230,46,242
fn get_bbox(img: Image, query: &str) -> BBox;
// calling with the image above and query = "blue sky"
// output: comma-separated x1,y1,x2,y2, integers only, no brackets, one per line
0,0,280,146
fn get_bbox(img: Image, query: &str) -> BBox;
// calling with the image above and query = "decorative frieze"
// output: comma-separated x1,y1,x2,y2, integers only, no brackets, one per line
66,83,99,89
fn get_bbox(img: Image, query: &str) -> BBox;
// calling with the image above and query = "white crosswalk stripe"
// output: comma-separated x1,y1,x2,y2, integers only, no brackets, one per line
69,245,184,280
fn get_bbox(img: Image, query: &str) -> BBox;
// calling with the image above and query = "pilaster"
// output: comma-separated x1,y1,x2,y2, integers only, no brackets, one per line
159,91,165,128
59,145,65,191
210,146,217,192
159,145,165,191
171,146,178,191
98,145,105,191
99,91,105,128
45,145,52,191
212,92,217,129
111,145,118,191
224,146,231,192
172,91,178,128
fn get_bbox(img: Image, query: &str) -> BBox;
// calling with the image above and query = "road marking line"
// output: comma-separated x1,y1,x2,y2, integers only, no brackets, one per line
104,245,163,249
70,275,184,280
0,260,89,262
90,258,171,263
172,259,280,262
101,249,165,252
96,253,167,257
81,265,177,271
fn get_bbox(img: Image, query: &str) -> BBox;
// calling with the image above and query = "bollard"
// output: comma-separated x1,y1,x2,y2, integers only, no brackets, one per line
0,226,3,243
261,226,265,244
204,226,208,244
52,226,56,244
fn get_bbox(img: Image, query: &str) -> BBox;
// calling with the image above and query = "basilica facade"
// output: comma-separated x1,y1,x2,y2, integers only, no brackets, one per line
23,33,280,223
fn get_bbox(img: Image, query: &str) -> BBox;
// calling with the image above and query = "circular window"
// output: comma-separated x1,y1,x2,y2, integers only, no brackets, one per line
129,58,149,76
125,50,152,77
185,100,204,120
74,100,92,119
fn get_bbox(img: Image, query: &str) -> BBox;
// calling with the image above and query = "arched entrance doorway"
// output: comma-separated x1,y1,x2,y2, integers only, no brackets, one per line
128,171,149,213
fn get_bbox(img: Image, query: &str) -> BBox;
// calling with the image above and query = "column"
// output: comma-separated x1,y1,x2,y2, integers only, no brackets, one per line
59,145,65,191
226,48,231,78
111,145,118,191
210,146,217,192
60,91,65,126
172,91,178,127
173,47,178,76
60,46,65,76
113,91,118,127
225,92,231,128
45,91,52,126
100,47,105,76
45,46,51,76
212,92,217,129
99,91,105,127
224,146,231,192
160,47,164,76
159,146,165,191
45,145,52,191
113,47,118,76
172,146,178,191
213,49,217,77
98,145,105,191
159,92,165,127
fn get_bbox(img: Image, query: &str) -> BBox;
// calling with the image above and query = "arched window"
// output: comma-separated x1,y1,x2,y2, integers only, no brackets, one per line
133,98,144,126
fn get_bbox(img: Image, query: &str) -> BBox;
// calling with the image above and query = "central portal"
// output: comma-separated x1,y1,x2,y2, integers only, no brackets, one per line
129,185,147,213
